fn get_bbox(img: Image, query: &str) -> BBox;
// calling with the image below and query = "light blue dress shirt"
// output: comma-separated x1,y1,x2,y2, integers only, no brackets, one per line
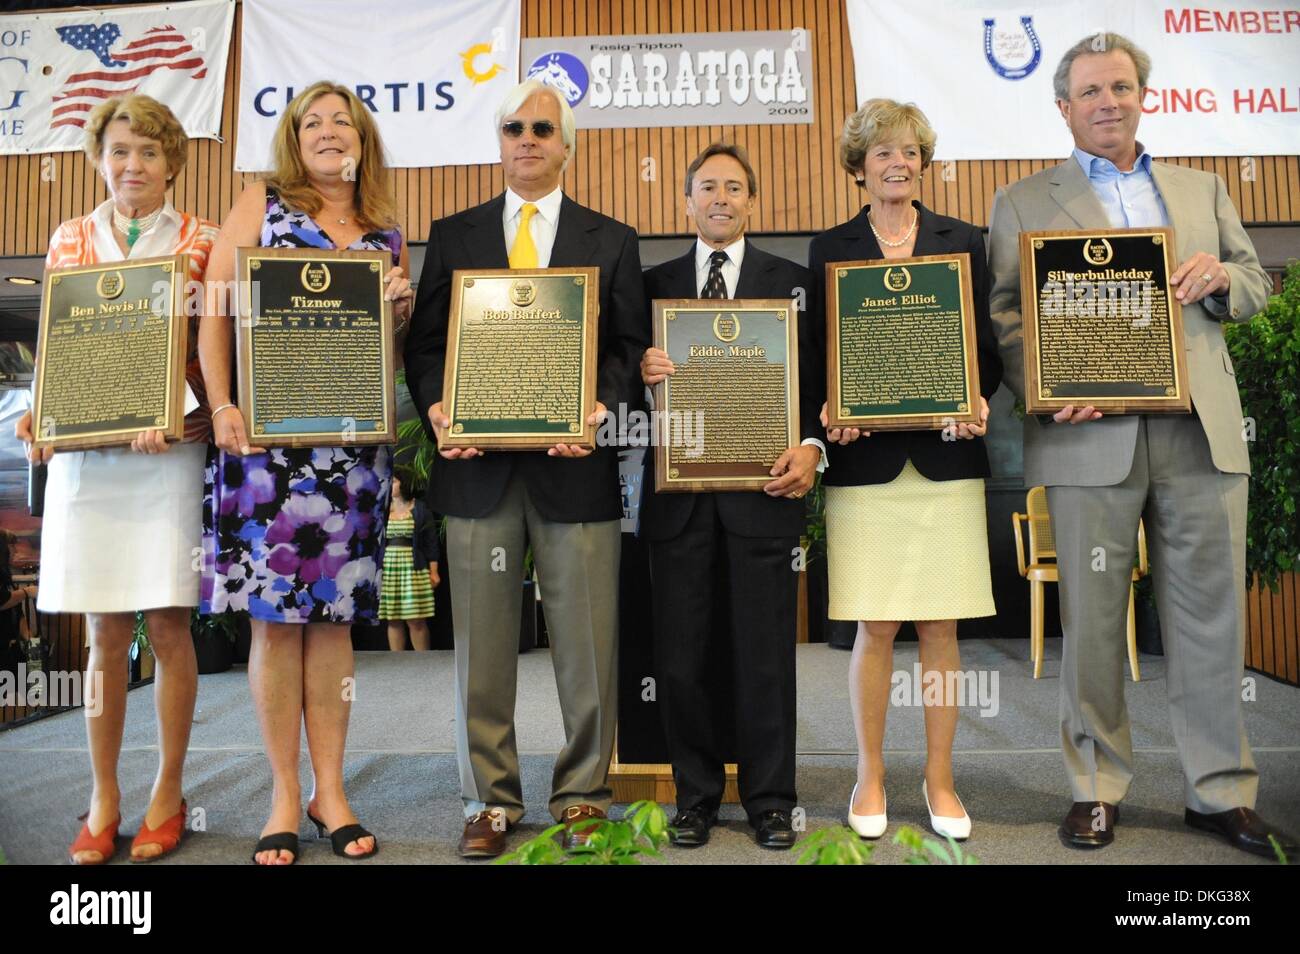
1073,144,1169,229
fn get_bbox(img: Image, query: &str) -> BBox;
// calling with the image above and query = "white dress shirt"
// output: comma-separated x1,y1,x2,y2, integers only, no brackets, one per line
89,197,183,263
503,186,563,267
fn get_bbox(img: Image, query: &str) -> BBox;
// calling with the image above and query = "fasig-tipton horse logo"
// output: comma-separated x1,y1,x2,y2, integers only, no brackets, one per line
983,16,1042,81
526,52,589,107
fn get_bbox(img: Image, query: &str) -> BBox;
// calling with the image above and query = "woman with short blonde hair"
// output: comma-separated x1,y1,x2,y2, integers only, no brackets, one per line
18,93,218,864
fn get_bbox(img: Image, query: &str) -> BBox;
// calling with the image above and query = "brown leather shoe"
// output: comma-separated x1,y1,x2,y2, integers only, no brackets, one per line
560,804,607,850
1185,807,1299,860
1059,801,1119,849
459,809,511,859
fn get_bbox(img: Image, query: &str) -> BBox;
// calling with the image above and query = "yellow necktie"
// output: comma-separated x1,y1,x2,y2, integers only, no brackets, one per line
509,202,539,268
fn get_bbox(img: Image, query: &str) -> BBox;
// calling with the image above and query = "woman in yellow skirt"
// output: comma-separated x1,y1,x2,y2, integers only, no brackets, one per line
380,469,440,650
807,99,1003,841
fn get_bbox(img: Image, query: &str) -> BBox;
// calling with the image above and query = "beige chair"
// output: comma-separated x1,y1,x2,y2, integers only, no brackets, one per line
1012,486,1146,681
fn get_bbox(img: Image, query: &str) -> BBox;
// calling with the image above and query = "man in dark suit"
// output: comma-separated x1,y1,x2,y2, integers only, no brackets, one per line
639,143,821,849
404,80,647,858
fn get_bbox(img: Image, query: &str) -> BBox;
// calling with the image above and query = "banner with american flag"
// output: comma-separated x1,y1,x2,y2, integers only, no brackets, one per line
0,0,234,156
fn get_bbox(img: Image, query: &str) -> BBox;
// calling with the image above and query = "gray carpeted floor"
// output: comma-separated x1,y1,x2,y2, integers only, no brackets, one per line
1,639,1296,865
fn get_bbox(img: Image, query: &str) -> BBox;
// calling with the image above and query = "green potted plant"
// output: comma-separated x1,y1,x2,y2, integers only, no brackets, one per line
191,610,238,674
1225,260,1300,682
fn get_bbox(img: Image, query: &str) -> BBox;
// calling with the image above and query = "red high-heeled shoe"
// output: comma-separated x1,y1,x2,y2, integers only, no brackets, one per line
130,799,188,862
69,811,121,865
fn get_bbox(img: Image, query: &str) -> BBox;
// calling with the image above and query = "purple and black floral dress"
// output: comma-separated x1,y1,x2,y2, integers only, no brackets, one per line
199,189,399,624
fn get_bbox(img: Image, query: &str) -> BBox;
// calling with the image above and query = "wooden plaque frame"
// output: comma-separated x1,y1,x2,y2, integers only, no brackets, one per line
442,266,600,451
826,252,981,431
651,297,800,493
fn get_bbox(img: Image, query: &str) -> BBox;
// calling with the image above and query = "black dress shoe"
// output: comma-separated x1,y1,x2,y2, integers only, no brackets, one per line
669,807,716,848
1058,801,1119,849
1185,807,1299,860
752,810,797,850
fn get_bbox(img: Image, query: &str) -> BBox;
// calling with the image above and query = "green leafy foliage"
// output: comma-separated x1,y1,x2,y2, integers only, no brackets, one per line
796,824,876,865
893,825,979,865
496,800,671,865
1225,261,1300,590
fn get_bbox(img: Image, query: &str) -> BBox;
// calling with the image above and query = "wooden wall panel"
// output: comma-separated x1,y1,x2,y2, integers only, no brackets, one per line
2,0,1296,258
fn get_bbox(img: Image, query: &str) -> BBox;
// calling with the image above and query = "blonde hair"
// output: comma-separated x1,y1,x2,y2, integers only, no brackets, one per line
839,98,938,182
83,94,188,179
265,81,396,231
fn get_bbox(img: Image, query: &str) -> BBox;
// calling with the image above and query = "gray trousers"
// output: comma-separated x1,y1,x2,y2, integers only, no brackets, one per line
445,473,621,823
1048,415,1257,813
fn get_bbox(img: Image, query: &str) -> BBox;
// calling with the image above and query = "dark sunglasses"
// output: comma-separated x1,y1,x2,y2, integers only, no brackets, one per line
501,119,557,139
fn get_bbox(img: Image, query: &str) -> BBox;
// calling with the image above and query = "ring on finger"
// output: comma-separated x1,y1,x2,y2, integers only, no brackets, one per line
1199,272,1213,283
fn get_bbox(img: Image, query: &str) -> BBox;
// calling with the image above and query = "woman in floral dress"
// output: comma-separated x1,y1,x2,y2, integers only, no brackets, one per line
199,82,411,865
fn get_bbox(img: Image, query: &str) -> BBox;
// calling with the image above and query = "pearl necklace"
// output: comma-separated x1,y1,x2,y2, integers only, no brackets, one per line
868,208,918,248
112,206,164,247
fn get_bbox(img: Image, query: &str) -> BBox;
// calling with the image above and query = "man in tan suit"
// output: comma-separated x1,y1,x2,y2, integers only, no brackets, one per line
988,32,1295,857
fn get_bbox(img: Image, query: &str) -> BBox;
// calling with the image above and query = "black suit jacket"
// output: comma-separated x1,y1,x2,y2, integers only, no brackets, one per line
638,239,816,541
404,193,648,521
806,202,1003,486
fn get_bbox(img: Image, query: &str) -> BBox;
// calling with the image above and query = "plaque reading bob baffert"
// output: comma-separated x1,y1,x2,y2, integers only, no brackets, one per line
441,266,599,450
236,246,396,447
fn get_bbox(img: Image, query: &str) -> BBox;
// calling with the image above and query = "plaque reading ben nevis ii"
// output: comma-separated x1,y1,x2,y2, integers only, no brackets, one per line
34,256,190,452
1019,227,1190,415
236,248,396,447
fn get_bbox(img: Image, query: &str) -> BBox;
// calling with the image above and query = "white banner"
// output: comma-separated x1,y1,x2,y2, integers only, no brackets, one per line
845,0,1300,159
236,0,520,171
0,0,234,156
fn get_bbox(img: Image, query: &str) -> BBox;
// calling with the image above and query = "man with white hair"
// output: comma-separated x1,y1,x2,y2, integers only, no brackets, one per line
405,80,647,858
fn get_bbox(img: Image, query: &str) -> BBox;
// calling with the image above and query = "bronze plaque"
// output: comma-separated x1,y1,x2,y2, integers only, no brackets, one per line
236,248,396,447
33,256,189,452
826,253,981,430
652,298,799,493
442,267,599,450
1020,227,1190,415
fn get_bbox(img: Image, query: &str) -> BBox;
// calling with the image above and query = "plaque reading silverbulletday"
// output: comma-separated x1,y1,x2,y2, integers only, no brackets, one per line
652,299,799,493
827,253,980,430
1020,227,1189,415
443,268,599,450
33,256,188,452
237,248,396,447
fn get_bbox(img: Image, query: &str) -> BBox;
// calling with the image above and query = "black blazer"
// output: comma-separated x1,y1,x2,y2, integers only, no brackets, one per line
806,202,1003,486
404,193,649,522
638,239,815,541
401,499,440,570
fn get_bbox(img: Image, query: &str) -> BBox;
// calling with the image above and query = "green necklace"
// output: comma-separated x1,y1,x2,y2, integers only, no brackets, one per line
112,206,163,248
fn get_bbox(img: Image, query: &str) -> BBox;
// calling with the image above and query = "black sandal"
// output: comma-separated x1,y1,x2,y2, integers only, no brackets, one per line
308,810,378,859
251,832,299,865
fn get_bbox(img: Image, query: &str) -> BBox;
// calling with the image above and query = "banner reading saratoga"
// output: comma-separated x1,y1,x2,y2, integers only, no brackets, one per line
845,0,1300,159
0,0,234,156
236,0,520,171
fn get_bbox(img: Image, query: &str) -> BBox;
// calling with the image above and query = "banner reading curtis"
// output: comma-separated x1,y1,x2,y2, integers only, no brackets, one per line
521,29,814,128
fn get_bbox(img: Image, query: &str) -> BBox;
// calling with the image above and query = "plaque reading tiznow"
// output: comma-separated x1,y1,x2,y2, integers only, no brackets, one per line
34,256,189,452
236,248,396,447
652,299,799,493
442,267,599,450
827,253,980,431
1020,227,1189,415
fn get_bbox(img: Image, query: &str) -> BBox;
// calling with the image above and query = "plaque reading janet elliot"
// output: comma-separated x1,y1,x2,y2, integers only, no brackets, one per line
652,299,799,493
442,267,599,450
33,256,189,452
236,248,396,447
1020,227,1189,415
826,253,980,431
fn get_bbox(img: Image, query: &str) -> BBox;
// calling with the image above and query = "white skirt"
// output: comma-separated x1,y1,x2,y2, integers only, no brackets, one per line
36,443,206,613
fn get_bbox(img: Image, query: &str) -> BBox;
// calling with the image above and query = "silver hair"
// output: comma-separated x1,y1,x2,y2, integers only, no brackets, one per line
1053,32,1152,101
493,79,576,165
